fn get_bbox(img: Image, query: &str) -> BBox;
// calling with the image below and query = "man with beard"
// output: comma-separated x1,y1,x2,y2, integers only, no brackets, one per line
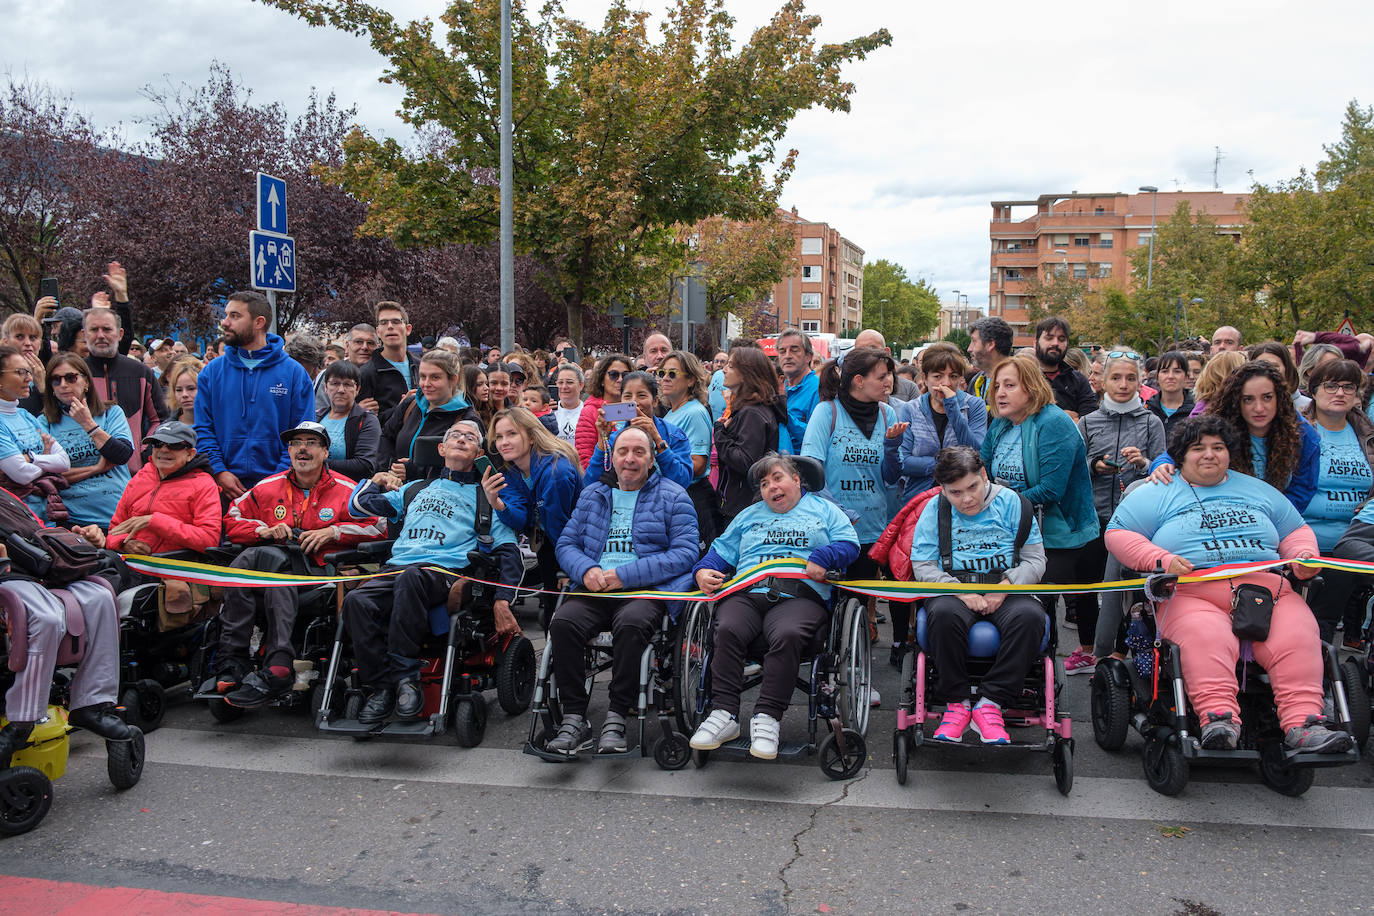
1033,316,1096,420
966,316,1014,404
194,290,315,498
83,307,168,471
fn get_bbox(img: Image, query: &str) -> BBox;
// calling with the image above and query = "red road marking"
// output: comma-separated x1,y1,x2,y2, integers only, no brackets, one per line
0,876,442,915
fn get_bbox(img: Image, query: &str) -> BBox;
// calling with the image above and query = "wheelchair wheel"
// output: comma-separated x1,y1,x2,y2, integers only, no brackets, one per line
677,602,711,732
819,728,866,781
1053,738,1074,796
207,697,245,724
310,678,347,719
1338,658,1371,750
1090,668,1130,751
1142,735,1189,796
893,729,910,786
0,766,53,836
496,636,537,716
691,748,710,769
121,680,167,733
835,596,872,736
652,733,691,771
1258,742,1315,798
107,727,145,791
452,695,488,748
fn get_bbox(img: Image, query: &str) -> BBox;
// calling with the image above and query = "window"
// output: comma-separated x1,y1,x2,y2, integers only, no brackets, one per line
1005,269,1022,281
1049,264,1067,278
801,265,822,282
800,237,823,255
1098,233,1114,248
801,320,820,333
1138,232,1153,244
1053,234,1070,246
801,292,821,309
1073,235,1090,247
1097,263,1112,278
1072,265,1088,279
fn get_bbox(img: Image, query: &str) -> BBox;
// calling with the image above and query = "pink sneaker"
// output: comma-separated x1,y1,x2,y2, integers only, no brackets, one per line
932,703,971,742
970,703,1010,744
1064,648,1096,676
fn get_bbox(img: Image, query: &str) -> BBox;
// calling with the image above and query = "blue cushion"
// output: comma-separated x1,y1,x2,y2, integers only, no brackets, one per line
914,605,1050,658
428,605,449,636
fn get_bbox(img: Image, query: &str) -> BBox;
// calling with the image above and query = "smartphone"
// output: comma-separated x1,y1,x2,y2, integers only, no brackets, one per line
1101,457,1122,470
561,345,577,362
38,277,59,305
603,401,638,423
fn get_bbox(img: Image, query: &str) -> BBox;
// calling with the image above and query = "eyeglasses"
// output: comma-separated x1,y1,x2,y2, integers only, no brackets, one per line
151,441,191,451
287,438,323,449
604,369,625,381
1106,351,1141,361
1319,381,1359,395
51,372,82,386
445,430,481,444
653,368,680,380
5,367,32,377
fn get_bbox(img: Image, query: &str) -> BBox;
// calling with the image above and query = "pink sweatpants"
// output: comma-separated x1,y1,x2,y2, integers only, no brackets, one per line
1157,575,1323,732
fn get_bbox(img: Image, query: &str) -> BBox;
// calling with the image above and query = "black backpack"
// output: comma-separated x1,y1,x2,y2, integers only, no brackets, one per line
937,488,1034,585
0,486,101,585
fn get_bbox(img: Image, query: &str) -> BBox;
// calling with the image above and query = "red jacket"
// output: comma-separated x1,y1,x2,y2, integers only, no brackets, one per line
868,486,941,582
223,467,383,565
107,455,222,554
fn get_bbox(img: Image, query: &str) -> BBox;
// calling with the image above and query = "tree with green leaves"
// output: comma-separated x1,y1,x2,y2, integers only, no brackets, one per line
258,0,891,349
674,213,794,349
1316,100,1374,190
860,258,939,348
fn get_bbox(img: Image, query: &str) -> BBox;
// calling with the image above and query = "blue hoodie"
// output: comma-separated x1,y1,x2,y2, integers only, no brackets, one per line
494,450,583,544
194,334,315,487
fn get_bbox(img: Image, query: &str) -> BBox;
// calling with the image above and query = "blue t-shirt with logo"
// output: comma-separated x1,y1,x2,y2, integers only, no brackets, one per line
990,423,1027,490
38,407,133,528
598,488,640,571
801,400,897,544
663,399,712,483
1107,472,1304,566
319,415,348,462
910,486,1042,577
1303,423,1372,551
712,492,859,600
0,407,50,520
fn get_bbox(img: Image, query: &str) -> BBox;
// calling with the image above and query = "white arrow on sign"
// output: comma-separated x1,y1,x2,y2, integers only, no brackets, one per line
267,185,281,228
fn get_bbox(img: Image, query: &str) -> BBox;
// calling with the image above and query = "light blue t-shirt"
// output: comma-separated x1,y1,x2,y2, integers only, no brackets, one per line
1250,434,1268,481
663,399,712,482
990,423,1027,490
0,407,50,520
910,486,1042,577
1304,423,1373,551
386,358,412,387
1107,472,1304,566
598,488,640,571
38,407,133,528
708,369,726,422
319,415,348,461
712,492,859,600
354,476,517,568
800,400,897,544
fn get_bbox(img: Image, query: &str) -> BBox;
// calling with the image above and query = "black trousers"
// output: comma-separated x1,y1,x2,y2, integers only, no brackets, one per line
219,546,309,669
686,478,717,553
548,596,664,717
709,592,827,720
925,593,1044,707
1042,545,1099,644
342,565,457,686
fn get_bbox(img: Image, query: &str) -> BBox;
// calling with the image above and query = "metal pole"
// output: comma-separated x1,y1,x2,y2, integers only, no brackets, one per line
1139,185,1158,291
682,277,689,350
499,0,514,353
266,290,277,337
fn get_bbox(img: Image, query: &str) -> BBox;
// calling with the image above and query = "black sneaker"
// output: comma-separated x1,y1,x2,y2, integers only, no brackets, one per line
209,655,251,695
0,721,34,769
1200,711,1239,750
70,703,134,741
225,670,292,709
395,678,424,719
889,643,907,669
358,686,396,724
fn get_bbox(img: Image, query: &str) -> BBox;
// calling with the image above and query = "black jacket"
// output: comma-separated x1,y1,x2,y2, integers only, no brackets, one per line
379,392,479,480
84,353,170,470
713,399,789,522
358,349,421,424
317,402,382,482
1044,364,1097,417
1145,389,1196,444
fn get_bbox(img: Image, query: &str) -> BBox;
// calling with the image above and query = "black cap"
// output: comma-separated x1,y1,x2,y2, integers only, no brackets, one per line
144,420,197,447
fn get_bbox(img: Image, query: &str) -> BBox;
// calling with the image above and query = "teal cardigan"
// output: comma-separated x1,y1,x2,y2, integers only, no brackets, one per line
980,403,1097,549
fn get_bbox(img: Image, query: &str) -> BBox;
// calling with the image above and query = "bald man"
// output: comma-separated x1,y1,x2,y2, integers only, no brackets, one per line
639,333,672,371
1210,326,1242,352
851,329,918,401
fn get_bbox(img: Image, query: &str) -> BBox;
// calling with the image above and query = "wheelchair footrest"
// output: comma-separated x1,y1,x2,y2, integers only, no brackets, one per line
317,717,438,737
709,736,813,759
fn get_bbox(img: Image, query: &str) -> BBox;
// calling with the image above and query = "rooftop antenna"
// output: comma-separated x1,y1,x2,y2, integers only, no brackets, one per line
1213,146,1226,190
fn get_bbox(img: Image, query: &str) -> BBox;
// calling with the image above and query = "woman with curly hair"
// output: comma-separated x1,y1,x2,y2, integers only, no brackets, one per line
1152,361,1319,512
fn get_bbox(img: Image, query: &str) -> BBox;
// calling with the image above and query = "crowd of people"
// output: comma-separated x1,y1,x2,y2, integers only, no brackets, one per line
1,259,1369,765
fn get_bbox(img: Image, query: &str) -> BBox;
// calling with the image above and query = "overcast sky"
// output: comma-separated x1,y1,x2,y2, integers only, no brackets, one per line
6,0,1373,314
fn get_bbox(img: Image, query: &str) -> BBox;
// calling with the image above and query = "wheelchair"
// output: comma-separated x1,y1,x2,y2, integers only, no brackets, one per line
1090,568,1363,797
188,541,352,724
1,578,145,837
892,597,1072,794
676,578,870,780
523,586,692,767
314,543,537,745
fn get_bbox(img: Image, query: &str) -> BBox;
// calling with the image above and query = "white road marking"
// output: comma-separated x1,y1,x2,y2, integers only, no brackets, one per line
70,727,1374,831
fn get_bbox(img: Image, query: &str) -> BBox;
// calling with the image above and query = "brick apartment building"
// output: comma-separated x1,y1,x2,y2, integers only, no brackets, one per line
767,207,865,336
988,190,1249,344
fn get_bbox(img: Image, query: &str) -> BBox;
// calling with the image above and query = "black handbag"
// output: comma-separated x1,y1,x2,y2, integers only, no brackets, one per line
1230,582,1275,641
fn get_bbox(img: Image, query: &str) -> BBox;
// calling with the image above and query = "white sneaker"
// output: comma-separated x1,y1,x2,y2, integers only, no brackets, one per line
749,713,781,759
689,709,739,750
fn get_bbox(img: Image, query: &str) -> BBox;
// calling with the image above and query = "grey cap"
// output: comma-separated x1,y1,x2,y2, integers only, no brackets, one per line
144,420,197,447
503,362,527,379
281,420,331,448
43,306,84,325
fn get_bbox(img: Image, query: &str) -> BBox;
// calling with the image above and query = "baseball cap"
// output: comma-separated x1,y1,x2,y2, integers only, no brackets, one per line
144,421,197,447
503,362,527,379
43,306,84,325
281,421,331,448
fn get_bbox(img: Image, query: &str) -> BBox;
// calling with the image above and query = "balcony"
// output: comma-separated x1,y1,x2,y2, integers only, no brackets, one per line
992,249,1041,266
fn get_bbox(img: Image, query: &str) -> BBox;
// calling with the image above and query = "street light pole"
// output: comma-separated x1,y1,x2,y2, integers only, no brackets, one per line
1139,185,1158,292
499,0,514,353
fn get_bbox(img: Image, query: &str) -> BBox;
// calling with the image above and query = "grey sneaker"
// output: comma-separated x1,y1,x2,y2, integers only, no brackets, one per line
598,711,628,754
546,714,593,758
1200,711,1240,750
1284,715,1354,754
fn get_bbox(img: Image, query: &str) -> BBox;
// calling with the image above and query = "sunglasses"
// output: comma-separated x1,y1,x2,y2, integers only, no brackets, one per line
604,369,625,381
653,368,681,380
150,441,191,451
51,372,83,386
1106,351,1141,361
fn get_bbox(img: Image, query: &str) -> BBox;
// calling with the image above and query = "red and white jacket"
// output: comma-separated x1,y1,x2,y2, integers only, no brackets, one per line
224,467,383,565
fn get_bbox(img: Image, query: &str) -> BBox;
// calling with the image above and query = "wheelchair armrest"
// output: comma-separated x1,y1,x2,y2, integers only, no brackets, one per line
322,539,395,566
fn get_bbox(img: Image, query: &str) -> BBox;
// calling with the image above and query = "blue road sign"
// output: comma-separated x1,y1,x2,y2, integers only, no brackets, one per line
256,172,288,234
249,230,296,292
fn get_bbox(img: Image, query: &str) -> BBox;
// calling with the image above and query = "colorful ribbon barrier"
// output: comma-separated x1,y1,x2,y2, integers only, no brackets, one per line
121,553,1374,603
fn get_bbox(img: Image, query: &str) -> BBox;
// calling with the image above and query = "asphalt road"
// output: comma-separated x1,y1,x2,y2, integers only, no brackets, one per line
5,600,1374,915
